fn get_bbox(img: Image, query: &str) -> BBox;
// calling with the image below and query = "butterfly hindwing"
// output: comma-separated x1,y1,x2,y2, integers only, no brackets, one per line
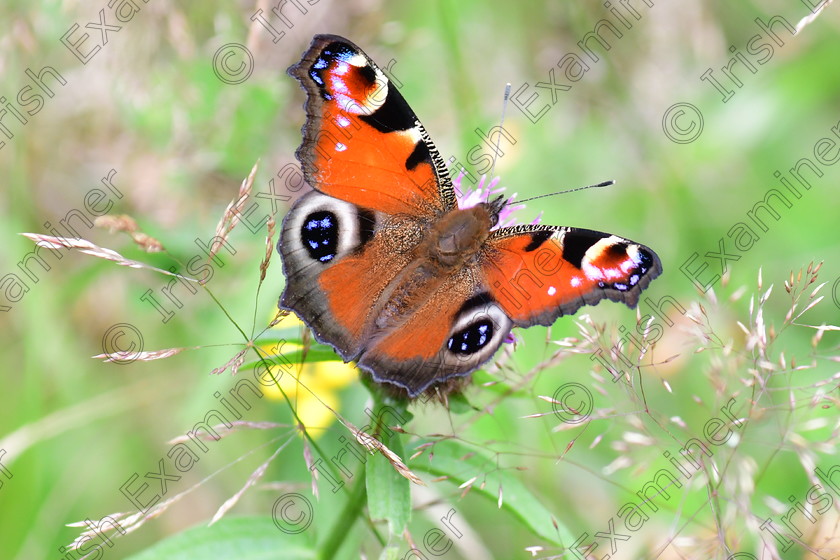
288,34,454,217
279,190,405,360
483,225,662,327
359,272,513,397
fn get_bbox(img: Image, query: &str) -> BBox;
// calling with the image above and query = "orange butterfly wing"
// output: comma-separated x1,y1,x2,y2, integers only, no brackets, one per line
483,225,662,327
288,34,454,217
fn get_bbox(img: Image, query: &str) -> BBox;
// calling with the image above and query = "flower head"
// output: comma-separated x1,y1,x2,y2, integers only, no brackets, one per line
452,173,542,229
261,313,357,437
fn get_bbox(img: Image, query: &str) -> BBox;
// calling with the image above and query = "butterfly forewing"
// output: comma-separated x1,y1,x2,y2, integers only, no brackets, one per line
483,225,662,327
288,34,455,217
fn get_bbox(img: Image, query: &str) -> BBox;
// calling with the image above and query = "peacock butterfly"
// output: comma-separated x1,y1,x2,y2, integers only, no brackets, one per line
278,34,662,398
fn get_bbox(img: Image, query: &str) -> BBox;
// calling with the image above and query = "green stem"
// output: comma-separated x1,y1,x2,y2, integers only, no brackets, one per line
162,227,388,547
318,463,369,560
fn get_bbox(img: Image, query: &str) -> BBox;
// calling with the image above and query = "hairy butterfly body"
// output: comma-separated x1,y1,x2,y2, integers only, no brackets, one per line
279,34,662,398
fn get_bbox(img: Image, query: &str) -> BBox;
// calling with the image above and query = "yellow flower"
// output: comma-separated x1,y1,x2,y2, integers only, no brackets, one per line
260,313,357,437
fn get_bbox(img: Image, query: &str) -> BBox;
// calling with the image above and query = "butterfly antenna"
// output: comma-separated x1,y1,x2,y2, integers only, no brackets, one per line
486,83,512,200
516,180,615,204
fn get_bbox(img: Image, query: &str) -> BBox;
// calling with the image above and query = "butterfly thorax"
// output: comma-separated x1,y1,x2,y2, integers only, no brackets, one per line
426,204,494,268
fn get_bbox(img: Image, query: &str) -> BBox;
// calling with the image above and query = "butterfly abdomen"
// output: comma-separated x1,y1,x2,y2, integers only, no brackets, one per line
372,261,443,330
368,206,491,333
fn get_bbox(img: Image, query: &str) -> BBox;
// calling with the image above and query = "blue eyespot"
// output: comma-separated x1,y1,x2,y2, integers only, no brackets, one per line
447,319,494,356
331,44,356,62
309,69,324,86
301,210,338,263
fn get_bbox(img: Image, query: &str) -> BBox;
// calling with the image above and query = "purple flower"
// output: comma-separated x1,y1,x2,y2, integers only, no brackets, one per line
452,173,542,229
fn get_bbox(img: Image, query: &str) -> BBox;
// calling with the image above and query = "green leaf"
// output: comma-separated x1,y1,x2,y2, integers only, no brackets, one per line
239,348,343,374
124,516,316,560
365,400,411,537
409,440,574,548
377,539,402,560
444,391,477,414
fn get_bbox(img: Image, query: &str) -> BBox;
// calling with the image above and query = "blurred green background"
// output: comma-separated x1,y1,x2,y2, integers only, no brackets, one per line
1,1,839,559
